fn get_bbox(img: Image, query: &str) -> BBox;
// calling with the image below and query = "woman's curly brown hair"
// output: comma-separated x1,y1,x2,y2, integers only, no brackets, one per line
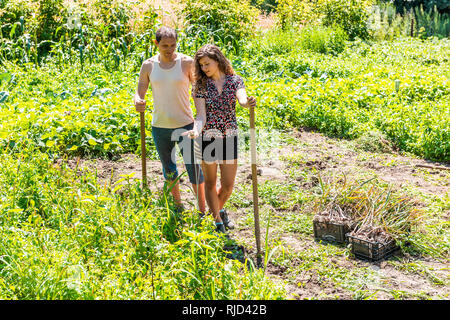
193,44,235,95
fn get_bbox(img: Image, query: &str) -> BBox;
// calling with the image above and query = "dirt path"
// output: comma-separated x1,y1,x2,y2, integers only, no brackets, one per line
67,129,449,299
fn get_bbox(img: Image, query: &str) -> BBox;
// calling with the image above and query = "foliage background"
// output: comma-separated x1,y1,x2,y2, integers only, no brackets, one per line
0,0,449,300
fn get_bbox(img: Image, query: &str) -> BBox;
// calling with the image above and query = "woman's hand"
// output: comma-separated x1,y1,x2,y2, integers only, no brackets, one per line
182,128,200,139
246,96,256,108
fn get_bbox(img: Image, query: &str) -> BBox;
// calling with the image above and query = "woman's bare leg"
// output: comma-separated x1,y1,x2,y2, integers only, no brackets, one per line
201,161,222,223
217,160,238,210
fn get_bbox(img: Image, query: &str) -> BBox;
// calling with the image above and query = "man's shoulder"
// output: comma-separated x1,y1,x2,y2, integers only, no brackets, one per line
143,57,155,65
179,53,194,64
141,58,154,72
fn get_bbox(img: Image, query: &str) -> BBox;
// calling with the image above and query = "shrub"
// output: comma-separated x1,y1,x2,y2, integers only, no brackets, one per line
249,24,347,62
367,2,415,40
276,0,319,29
77,0,134,39
251,0,278,13
0,0,38,37
277,0,374,40
315,0,375,40
36,0,65,41
297,25,349,55
257,28,301,56
179,0,259,53
353,129,394,153
414,5,450,38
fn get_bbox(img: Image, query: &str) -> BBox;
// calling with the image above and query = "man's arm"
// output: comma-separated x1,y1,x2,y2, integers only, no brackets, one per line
134,59,152,112
181,55,204,139
181,55,195,84
182,97,206,139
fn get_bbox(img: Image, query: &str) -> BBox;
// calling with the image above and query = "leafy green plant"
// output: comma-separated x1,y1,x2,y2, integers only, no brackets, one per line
315,0,375,40
0,146,285,299
296,25,349,55
353,129,394,153
0,0,38,36
367,2,415,40
179,0,259,55
414,4,450,38
88,0,134,39
36,0,65,43
368,2,450,40
276,0,374,39
276,0,318,29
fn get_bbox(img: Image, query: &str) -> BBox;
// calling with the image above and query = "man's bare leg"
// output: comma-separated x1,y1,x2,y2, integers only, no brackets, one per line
166,180,182,208
192,182,206,214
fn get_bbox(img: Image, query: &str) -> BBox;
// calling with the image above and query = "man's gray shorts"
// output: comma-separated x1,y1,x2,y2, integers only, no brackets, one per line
151,122,204,185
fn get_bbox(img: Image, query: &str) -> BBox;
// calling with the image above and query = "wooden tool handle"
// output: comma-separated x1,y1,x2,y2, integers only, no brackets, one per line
140,111,147,187
249,104,262,262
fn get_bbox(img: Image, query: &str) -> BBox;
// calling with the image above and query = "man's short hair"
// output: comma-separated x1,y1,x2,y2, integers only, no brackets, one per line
155,26,178,42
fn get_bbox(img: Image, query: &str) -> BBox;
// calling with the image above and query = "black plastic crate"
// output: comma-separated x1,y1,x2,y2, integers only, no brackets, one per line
313,220,351,244
347,234,400,261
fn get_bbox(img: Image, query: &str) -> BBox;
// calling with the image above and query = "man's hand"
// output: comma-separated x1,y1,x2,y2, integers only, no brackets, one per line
134,59,152,113
135,97,146,113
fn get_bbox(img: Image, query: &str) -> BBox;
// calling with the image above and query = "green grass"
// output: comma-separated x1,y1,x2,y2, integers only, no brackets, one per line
0,146,285,299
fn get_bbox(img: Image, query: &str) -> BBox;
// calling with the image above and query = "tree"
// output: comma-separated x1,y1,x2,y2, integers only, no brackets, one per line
379,0,450,14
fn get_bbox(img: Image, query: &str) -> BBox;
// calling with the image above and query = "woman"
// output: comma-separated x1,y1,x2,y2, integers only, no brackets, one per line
183,44,256,233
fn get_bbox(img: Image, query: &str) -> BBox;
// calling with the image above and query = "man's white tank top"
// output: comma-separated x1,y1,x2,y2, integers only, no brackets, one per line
149,53,194,128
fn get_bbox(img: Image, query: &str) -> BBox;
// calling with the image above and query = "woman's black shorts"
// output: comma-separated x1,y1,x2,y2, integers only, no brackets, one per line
195,135,238,162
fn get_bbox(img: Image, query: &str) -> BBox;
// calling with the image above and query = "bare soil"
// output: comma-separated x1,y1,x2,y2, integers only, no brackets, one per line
66,129,450,300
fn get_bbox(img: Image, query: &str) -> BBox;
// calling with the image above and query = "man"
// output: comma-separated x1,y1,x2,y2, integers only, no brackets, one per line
134,26,206,214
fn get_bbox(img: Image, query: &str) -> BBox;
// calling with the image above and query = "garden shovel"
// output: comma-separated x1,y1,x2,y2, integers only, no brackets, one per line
249,103,262,266
140,111,147,188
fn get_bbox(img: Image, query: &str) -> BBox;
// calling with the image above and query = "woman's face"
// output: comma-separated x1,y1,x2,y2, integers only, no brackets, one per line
199,56,219,78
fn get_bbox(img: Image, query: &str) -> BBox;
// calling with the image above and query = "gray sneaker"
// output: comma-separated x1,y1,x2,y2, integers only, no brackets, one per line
215,223,226,233
174,204,185,214
220,209,235,230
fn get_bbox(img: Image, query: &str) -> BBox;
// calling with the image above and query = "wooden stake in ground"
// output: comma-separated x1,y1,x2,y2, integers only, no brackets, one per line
415,164,450,171
249,104,262,266
140,111,147,188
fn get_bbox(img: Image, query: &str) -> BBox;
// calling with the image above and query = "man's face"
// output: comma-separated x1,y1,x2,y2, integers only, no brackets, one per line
155,37,177,59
